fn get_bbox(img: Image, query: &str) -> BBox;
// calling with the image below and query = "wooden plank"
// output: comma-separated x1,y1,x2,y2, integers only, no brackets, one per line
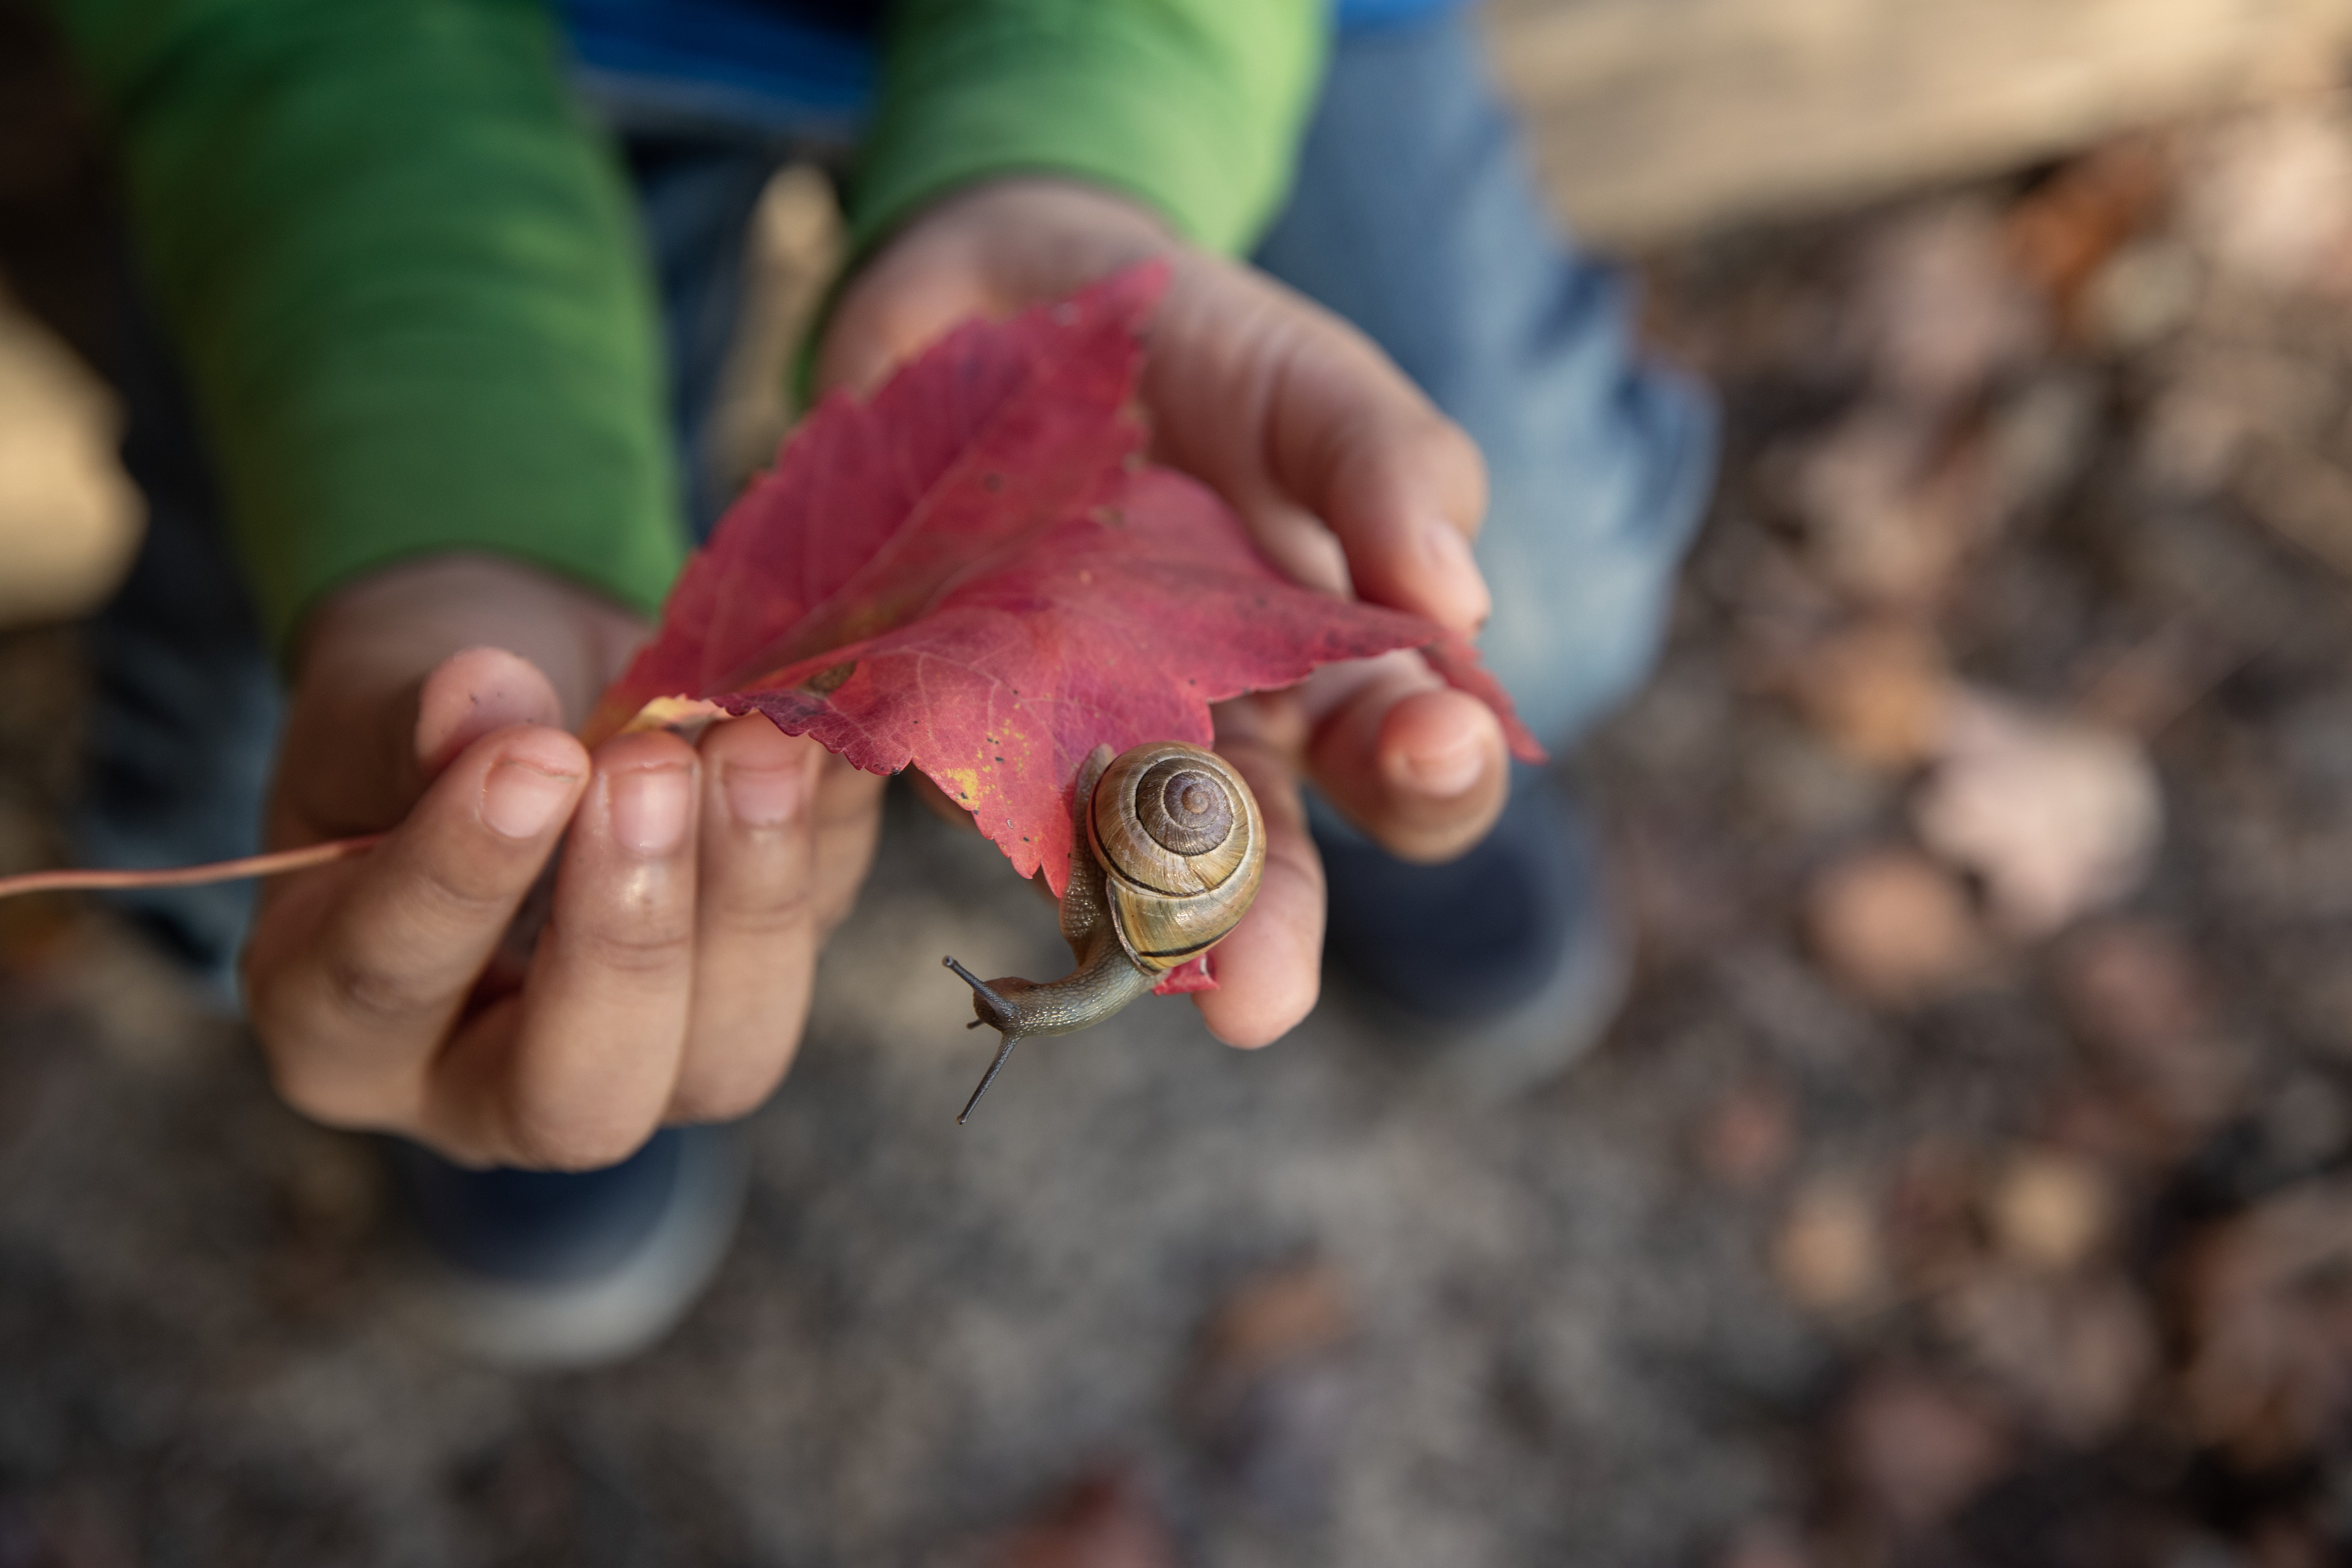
1485,0,2352,243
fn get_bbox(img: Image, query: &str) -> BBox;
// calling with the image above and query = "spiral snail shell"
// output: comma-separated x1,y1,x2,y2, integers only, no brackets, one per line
943,740,1265,1122
1088,741,1265,974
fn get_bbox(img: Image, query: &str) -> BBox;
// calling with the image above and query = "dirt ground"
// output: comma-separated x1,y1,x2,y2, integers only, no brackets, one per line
10,36,2352,1568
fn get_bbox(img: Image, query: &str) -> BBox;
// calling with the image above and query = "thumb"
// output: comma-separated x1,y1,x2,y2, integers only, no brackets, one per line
817,271,993,398
273,646,569,844
415,646,568,777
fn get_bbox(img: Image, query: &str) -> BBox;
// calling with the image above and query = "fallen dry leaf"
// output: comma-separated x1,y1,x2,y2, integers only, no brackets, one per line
1882,1142,1983,1298
2052,919,2247,1145
1622,810,1746,961
2179,101,2352,294
2245,1521,2332,1568
1937,1268,2156,1445
1849,202,2048,408
1986,1147,2114,1275
2005,137,2174,327
2082,239,2204,353
2235,436,2352,586
1912,690,2163,938
1715,1520,1815,1568
1774,1175,1887,1317
1781,620,1953,772
2175,1175,2352,1468
1983,371,2099,520
1697,1078,1798,1190
2072,616,2246,740
983,1468,1179,1568
1832,1363,2013,1535
2053,919,2211,1050
1776,409,1995,609
1804,847,1988,1006
1187,1261,1359,1525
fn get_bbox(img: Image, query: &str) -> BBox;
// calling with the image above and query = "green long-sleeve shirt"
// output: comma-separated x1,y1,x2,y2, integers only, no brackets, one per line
43,0,1321,647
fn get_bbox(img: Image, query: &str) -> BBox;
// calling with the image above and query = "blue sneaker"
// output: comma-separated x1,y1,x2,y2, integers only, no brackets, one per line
382,1124,749,1369
1316,770,1628,1094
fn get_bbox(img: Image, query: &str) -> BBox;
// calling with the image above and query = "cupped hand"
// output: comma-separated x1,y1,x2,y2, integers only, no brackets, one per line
823,179,1511,1050
243,555,884,1168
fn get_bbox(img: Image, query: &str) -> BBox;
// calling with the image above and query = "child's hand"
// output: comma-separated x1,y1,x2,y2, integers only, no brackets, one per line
241,178,1504,1165
822,179,1513,1050
241,555,884,1168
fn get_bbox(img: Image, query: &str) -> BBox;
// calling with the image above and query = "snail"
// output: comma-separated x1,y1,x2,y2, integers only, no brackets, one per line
945,740,1265,1122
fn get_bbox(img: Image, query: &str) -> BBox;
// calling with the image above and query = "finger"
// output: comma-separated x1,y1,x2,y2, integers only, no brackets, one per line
415,646,567,776
1302,655,1508,864
273,641,572,854
294,554,651,740
814,179,1170,396
244,723,589,1132
815,221,1001,396
1193,700,1324,1048
667,718,826,1123
808,752,889,935
817,268,981,396
1144,269,1492,634
454,730,703,1168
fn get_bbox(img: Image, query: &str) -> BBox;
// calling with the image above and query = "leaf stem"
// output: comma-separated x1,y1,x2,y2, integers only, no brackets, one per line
0,834,386,902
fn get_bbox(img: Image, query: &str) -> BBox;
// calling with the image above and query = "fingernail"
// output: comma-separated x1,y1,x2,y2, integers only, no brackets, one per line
610,764,693,855
1421,521,1491,630
724,758,805,828
1393,731,1485,801
482,760,579,840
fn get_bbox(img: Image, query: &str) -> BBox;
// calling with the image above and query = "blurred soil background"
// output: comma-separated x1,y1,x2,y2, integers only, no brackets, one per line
10,2,2352,1565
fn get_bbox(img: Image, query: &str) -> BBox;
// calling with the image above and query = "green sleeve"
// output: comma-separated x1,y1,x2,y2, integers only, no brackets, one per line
44,0,684,651
854,0,1326,260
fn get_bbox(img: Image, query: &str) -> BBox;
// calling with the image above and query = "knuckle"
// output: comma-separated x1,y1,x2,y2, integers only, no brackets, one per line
1387,410,1485,495
262,1050,409,1134
504,1111,654,1173
319,946,447,1031
262,1054,336,1122
411,852,525,922
671,994,810,1124
715,884,814,942
569,915,697,977
671,1073,778,1126
1377,813,1494,865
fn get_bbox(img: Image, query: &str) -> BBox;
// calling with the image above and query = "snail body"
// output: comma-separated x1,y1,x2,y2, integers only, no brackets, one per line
945,741,1264,1121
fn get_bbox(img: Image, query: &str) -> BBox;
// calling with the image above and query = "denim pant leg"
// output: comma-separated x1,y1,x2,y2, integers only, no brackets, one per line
1253,12,1717,756
624,137,786,543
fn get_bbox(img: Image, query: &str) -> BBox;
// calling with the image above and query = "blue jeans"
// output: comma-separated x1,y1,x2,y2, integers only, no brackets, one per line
86,7,1713,1001
1258,20,1713,749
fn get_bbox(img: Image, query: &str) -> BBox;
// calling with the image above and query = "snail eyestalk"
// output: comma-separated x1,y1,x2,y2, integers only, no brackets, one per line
958,1036,1023,1125
946,954,1028,1124
944,955,1021,1037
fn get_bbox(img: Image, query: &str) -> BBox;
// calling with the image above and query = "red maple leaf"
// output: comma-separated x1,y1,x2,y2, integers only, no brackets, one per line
589,262,1542,899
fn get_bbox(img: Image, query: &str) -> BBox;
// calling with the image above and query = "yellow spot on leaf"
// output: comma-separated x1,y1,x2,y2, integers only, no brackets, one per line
933,766,983,807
